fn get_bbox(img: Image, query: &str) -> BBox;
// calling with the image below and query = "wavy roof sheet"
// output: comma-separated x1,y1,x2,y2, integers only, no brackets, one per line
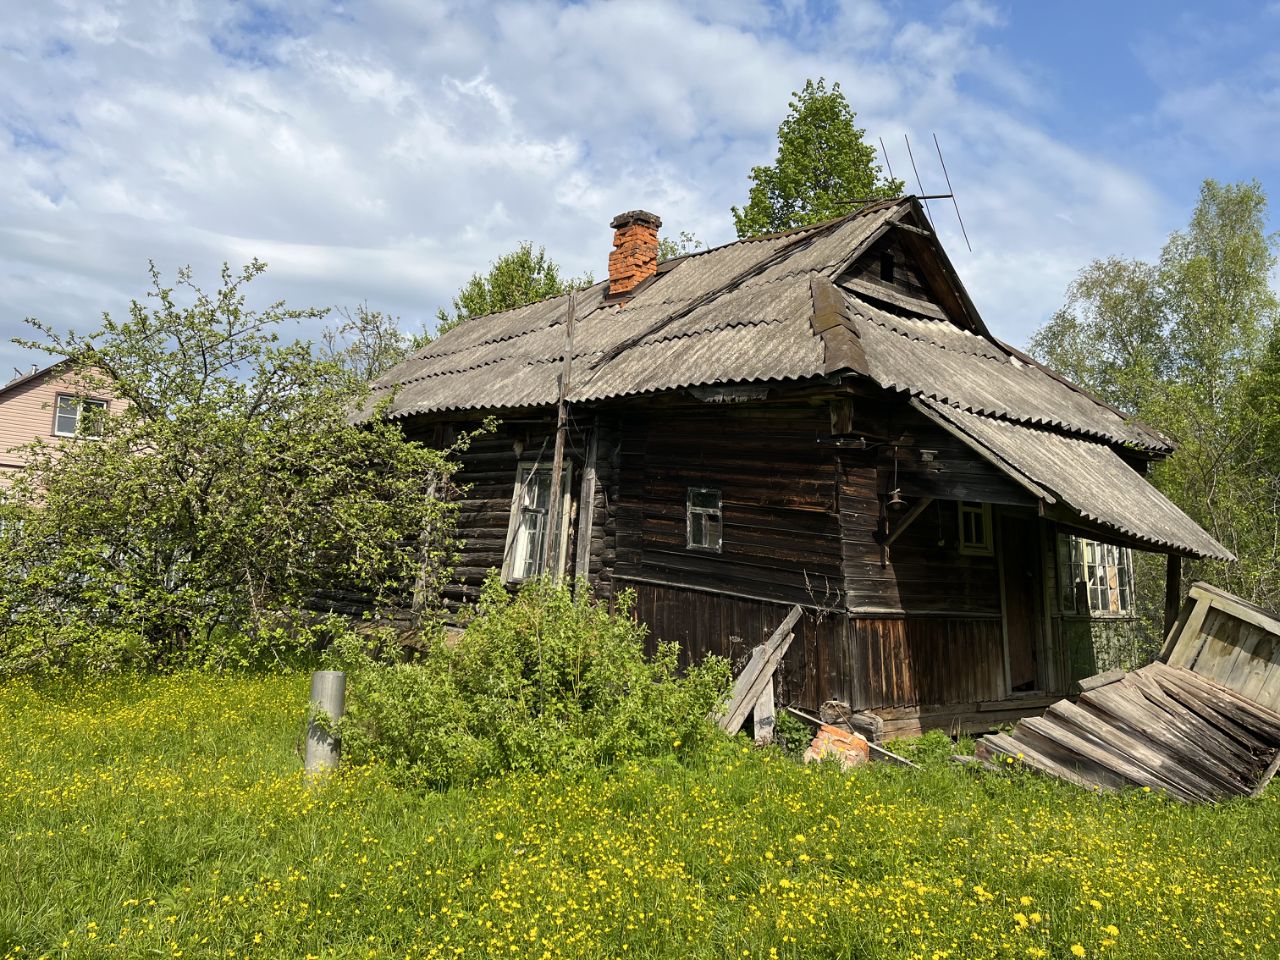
846,293,1171,452
367,198,1170,459
918,399,1231,560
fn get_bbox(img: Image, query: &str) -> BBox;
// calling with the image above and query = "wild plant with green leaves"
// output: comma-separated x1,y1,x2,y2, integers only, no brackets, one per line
1030,179,1280,611
0,260,461,674
334,576,731,789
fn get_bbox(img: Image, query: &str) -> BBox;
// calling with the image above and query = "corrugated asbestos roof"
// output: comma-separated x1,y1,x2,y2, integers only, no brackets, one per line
366,196,1225,558
845,292,1170,452
363,202,898,419
917,399,1232,560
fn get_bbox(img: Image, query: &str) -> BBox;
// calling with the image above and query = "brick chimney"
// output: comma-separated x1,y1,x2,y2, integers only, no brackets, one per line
608,210,662,298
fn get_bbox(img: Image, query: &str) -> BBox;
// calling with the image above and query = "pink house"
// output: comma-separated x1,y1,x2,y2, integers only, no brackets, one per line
0,360,121,482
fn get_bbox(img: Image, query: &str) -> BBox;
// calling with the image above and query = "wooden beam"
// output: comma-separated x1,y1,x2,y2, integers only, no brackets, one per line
716,605,803,735
842,276,950,322
1188,581,1280,637
885,495,934,547
1164,554,1183,641
544,293,577,580
573,425,598,584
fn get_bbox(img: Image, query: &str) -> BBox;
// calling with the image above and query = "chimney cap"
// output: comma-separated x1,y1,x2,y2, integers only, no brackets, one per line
610,209,662,230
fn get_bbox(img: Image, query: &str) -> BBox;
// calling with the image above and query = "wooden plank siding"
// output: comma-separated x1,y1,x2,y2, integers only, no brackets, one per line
632,580,1006,715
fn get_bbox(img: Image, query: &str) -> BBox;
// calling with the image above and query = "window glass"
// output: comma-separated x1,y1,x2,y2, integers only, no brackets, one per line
54,395,80,437
80,398,108,438
509,466,552,581
54,395,108,438
687,487,722,552
957,501,992,555
1058,534,1135,616
504,461,571,583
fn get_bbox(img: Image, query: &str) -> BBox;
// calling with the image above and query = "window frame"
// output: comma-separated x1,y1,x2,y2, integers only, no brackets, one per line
956,501,994,556
501,459,573,584
686,487,723,553
1057,533,1135,617
52,394,109,440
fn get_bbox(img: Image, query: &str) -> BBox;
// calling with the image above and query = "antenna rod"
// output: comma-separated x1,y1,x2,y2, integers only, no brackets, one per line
933,134,972,253
878,136,896,184
904,134,934,228
835,194,953,205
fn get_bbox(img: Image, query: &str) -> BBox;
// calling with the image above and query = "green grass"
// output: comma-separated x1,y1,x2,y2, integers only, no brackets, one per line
1,673,1277,960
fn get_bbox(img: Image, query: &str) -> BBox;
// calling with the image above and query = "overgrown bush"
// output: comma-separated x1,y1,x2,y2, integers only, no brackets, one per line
1,261,463,675
334,576,731,788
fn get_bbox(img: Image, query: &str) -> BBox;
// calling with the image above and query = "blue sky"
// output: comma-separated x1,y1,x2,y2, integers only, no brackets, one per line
2,0,1278,377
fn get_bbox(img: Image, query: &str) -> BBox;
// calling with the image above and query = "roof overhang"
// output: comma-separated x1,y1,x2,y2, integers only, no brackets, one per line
912,397,1233,561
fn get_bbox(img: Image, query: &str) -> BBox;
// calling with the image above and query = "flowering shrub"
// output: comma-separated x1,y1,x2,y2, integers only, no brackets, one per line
334,576,731,788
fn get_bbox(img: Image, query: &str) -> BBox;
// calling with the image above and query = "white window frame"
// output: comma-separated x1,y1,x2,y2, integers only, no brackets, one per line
501,460,572,584
686,487,723,553
957,501,993,556
1057,534,1135,617
53,394,109,439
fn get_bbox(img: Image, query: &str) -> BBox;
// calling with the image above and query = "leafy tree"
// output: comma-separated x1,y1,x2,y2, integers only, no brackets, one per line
0,261,463,673
1030,179,1280,607
321,302,429,382
657,230,706,262
731,78,904,239
436,243,592,335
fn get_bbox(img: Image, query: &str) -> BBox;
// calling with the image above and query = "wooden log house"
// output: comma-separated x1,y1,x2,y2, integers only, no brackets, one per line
364,200,1232,738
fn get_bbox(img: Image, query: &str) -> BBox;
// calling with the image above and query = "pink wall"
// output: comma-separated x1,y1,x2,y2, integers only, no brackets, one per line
0,365,121,478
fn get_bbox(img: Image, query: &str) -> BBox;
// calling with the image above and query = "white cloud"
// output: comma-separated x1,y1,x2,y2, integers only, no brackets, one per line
0,0,1231,377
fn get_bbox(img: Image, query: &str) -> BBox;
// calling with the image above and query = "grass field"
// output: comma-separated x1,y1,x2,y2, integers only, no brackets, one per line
1,672,1277,960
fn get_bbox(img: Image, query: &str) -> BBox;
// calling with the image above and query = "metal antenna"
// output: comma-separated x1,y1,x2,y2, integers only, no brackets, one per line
878,136,896,187
933,133,972,253
904,134,934,228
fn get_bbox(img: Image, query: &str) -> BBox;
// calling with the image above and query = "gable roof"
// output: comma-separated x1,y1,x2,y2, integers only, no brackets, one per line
0,359,71,401
369,197,1229,560
370,198,1166,450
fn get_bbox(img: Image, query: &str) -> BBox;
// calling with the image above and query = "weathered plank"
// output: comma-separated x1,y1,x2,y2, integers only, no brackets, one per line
716,604,803,734
753,676,776,745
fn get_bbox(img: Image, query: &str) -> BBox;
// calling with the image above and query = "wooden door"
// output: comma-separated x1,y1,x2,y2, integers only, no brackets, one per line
999,514,1041,693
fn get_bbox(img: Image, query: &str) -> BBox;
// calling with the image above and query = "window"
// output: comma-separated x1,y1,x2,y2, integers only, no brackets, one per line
1057,534,1135,616
54,395,108,439
957,501,993,555
686,487,722,552
502,461,571,583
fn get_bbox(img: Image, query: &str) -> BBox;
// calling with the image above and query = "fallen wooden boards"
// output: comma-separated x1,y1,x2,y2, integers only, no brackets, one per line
1163,581,1280,713
976,661,1280,802
714,604,803,737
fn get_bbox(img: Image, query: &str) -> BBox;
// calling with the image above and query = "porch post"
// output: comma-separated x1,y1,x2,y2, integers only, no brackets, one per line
1164,553,1183,639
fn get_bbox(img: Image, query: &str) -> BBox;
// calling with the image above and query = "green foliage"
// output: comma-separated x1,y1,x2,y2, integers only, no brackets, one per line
320,302,430,382
435,242,593,335
1029,179,1280,611
0,261,461,674
772,708,811,760
5,671,1280,959
657,230,706,262
731,78,904,239
334,576,731,789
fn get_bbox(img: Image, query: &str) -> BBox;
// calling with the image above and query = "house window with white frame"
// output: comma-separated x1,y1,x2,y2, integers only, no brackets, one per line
1057,534,1135,616
54,394,108,439
503,461,572,583
957,501,993,555
686,487,722,552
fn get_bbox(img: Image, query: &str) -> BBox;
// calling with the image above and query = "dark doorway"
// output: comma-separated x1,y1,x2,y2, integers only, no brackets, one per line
1000,513,1042,692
